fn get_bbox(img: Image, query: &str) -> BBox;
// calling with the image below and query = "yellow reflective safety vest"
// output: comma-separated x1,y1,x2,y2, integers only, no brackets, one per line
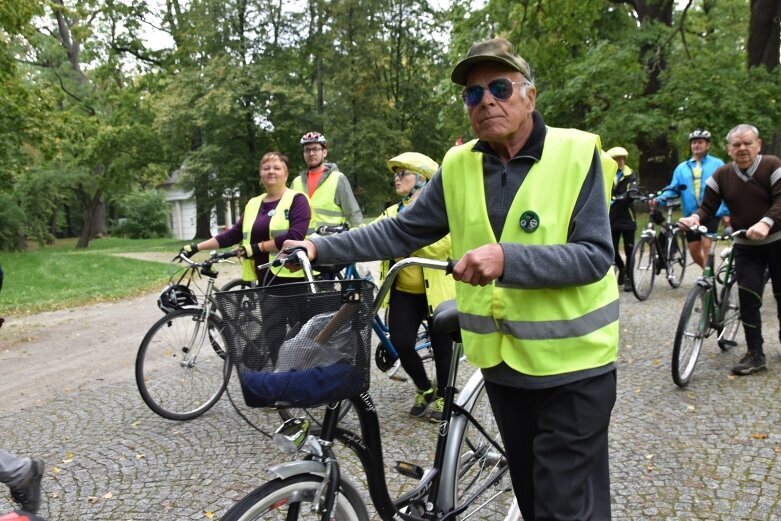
376,203,455,316
441,128,619,376
241,189,307,281
292,170,345,233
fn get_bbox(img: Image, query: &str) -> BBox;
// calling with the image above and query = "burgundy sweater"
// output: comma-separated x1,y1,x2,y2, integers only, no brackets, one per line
697,154,781,243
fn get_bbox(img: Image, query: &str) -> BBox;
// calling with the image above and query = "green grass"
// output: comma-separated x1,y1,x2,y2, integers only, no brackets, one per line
0,237,184,315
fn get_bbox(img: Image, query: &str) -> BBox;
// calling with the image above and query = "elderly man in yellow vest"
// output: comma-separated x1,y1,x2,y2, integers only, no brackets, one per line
285,38,619,520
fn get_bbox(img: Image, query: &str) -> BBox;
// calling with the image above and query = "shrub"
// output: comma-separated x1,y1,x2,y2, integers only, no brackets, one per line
113,189,170,239
0,192,26,251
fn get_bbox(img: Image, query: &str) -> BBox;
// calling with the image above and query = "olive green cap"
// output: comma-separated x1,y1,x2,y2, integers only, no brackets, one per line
451,38,532,86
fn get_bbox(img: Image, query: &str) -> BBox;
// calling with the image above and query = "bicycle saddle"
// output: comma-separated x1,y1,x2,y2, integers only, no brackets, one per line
432,299,461,343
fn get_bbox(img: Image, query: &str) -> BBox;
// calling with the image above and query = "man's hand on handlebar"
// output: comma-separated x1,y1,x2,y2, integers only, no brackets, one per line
678,215,699,231
453,244,504,287
746,221,770,241
279,240,317,269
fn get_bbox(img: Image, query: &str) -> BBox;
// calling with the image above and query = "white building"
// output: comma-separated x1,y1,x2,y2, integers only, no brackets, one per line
159,169,241,240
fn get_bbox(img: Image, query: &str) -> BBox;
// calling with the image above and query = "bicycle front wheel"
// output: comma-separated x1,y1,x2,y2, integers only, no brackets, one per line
450,379,514,518
666,230,687,288
221,279,255,291
717,277,741,351
672,286,709,387
136,309,231,420
221,474,369,521
630,237,655,301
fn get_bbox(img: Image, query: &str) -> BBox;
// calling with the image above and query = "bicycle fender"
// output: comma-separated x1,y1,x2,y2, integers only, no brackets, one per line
267,460,326,480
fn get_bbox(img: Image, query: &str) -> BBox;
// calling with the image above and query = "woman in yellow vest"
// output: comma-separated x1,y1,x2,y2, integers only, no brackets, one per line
180,152,311,285
377,152,455,421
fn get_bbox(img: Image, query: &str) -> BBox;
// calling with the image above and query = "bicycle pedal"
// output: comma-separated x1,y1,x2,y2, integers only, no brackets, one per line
720,340,738,348
395,461,424,480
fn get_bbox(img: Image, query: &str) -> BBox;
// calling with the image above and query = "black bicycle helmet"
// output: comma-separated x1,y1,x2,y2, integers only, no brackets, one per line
157,284,198,313
688,128,711,141
299,131,328,148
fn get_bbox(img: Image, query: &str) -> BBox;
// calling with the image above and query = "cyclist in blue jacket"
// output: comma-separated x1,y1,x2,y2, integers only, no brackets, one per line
651,128,727,268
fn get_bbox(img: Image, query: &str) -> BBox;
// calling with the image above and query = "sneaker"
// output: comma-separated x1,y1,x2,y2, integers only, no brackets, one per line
409,387,435,417
428,397,445,422
10,459,44,514
731,351,767,376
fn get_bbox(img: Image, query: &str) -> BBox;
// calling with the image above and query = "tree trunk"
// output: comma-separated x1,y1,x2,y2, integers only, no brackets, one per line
748,0,781,69
76,189,103,248
194,181,212,239
748,0,781,155
613,0,677,183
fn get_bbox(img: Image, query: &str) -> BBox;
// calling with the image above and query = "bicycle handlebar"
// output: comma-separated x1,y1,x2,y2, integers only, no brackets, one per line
618,184,687,203
315,223,351,236
372,258,454,315
175,249,239,266
684,225,747,241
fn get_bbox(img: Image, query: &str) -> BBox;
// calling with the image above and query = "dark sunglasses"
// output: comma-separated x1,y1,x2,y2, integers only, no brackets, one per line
461,78,527,108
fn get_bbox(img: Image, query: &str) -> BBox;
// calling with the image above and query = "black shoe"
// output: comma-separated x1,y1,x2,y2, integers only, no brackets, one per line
623,281,633,292
617,270,625,286
731,351,767,376
428,397,445,422
409,387,435,417
10,459,44,514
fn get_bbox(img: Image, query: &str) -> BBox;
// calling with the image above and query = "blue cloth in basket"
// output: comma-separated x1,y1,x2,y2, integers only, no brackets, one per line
241,363,363,405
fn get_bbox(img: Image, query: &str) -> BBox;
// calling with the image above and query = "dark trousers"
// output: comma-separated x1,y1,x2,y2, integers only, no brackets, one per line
485,370,616,521
611,229,634,275
733,241,781,354
387,287,452,396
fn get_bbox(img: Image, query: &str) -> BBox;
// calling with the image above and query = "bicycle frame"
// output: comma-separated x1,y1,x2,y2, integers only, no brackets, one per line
696,233,738,330
339,260,433,378
260,256,509,521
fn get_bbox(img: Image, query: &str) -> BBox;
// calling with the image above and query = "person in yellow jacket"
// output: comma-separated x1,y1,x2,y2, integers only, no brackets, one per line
284,38,618,520
180,152,311,285
292,131,363,232
377,152,455,421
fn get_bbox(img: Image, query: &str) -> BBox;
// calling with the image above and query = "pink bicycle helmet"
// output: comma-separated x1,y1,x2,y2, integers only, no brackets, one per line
299,131,328,148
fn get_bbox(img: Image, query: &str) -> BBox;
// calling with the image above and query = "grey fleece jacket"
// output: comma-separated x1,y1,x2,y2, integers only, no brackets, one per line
311,112,616,388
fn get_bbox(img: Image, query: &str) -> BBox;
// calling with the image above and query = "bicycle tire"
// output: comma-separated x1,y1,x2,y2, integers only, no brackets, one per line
450,379,514,518
666,230,687,288
136,309,231,420
630,237,655,301
672,286,708,387
221,279,255,291
221,473,370,520
717,275,741,351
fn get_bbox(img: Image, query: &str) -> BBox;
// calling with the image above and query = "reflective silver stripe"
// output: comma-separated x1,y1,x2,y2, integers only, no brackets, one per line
460,299,619,340
316,208,343,217
705,176,719,193
770,167,781,186
459,312,501,334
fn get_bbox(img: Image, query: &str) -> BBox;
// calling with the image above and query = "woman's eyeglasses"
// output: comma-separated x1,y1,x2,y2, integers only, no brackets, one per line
394,170,414,180
461,78,528,108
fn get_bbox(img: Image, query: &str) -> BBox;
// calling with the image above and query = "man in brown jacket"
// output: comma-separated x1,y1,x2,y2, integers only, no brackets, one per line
679,124,781,375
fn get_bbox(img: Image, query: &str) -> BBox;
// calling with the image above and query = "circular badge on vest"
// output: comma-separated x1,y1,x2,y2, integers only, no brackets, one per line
519,210,540,233
267,209,276,217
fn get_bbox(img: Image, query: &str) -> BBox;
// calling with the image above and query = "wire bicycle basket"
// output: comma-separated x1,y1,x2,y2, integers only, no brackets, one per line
215,279,375,408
